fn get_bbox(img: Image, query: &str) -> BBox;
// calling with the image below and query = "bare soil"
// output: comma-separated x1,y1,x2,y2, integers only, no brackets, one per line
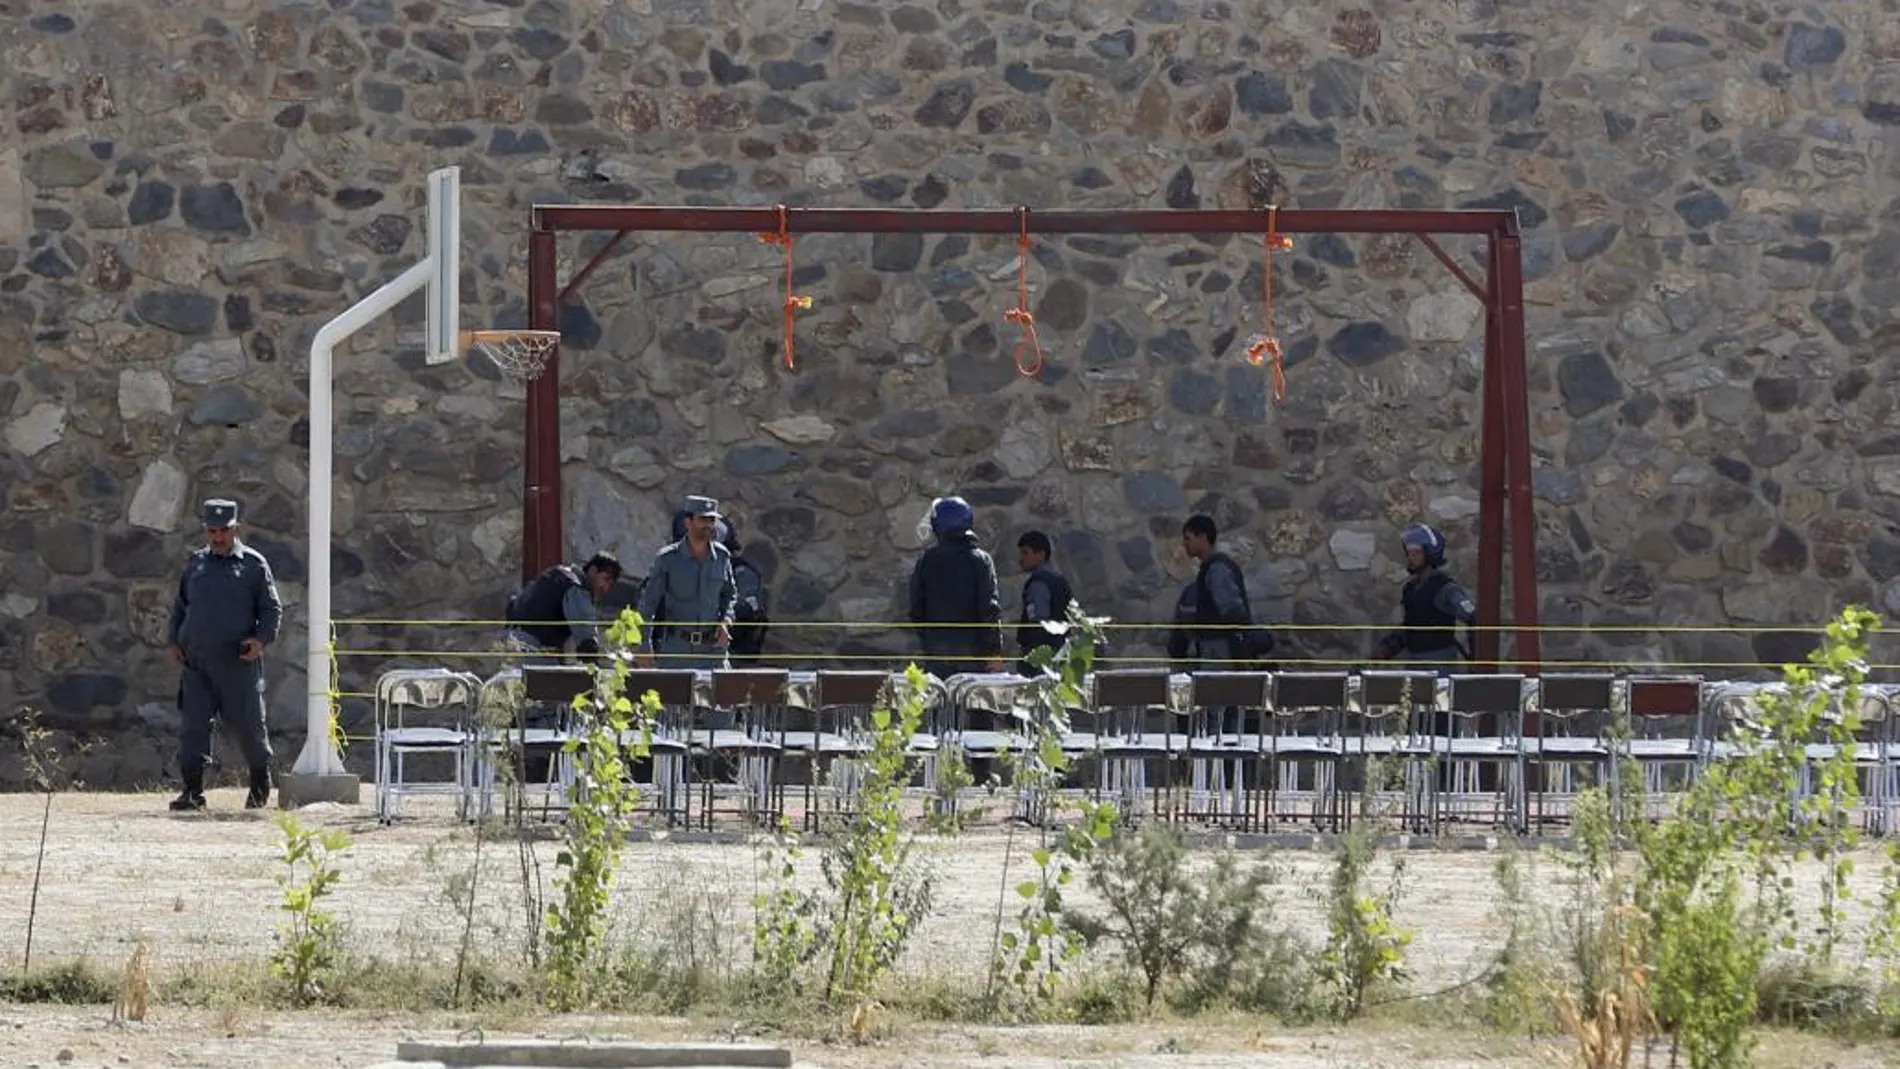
0,791,1895,1069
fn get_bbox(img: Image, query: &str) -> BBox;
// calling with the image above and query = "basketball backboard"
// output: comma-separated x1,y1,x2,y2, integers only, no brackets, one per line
424,166,461,364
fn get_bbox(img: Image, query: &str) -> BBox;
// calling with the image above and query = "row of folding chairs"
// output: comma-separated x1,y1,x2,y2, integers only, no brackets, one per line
370,665,1900,837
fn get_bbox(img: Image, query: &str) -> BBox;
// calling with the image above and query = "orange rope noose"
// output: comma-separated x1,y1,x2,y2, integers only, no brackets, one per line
755,204,811,371
1244,204,1295,405
1003,207,1045,378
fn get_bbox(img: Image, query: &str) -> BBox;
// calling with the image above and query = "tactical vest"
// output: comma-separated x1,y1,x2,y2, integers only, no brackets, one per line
1193,551,1255,663
1016,566,1073,656
506,564,584,650
1401,570,1459,655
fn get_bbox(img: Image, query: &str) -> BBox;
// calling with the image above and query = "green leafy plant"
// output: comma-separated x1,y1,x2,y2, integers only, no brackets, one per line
1867,841,1900,1017
1314,820,1412,1020
1635,606,1879,1068
987,607,1118,1010
543,608,661,1011
269,813,353,1006
749,666,937,1007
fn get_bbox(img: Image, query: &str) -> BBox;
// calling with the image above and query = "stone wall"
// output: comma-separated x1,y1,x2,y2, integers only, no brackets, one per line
4,0,1900,787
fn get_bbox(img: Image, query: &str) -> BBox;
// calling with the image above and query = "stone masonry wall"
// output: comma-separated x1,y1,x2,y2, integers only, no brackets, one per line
3,0,1900,787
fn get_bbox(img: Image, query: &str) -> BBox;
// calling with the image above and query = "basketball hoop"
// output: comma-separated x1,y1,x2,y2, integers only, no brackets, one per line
463,329,561,383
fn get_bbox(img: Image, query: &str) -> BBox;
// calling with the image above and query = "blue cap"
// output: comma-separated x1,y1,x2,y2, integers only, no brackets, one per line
682,495,720,517
201,499,239,528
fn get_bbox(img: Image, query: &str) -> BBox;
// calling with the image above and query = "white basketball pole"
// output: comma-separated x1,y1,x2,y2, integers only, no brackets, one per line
290,167,460,791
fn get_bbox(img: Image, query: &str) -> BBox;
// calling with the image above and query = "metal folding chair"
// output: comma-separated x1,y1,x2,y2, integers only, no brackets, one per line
1441,674,1529,833
694,669,787,830
374,668,483,823
1527,673,1618,831
1266,672,1350,832
1089,670,1179,825
1184,672,1270,830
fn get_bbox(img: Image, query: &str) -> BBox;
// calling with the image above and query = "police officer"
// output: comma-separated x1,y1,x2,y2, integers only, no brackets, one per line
1014,530,1072,675
165,499,283,812
503,552,622,659
907,496,1005,679
1373,523,1478,669
636,495,737,670
669,510,770,661
1179,514,1274,669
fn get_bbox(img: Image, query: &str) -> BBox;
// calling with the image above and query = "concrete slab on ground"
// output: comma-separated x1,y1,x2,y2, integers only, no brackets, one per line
388,1040,793,1068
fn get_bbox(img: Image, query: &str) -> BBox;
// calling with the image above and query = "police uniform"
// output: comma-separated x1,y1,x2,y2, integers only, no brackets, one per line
1376,524,1478,672
167,499,282,811
1016,561,1072,675
505,563,606,658
636,496,738,671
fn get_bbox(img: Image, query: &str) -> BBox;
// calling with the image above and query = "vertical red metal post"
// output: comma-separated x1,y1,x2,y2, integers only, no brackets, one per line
524,230,562,584
1493,234,1543,672
1473,234,1505,670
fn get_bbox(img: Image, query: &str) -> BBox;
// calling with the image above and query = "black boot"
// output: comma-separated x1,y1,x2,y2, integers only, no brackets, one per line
169,768,206,812
245,767,272,810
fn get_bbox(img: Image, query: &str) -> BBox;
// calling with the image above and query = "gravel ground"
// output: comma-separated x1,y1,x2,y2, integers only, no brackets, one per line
0,791,1896,1069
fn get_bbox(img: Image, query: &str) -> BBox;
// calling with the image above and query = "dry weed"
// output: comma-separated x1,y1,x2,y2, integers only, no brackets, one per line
1552,904,1657,1069
113,940,153,1023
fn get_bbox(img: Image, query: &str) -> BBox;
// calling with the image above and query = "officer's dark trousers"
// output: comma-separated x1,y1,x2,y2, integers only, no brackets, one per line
178,653,273,775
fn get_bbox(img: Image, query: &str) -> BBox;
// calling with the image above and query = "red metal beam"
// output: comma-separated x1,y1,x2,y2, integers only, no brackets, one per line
531,206,1517,237
524,231,562,584
1474,236,1506,671
1494,234,1543,673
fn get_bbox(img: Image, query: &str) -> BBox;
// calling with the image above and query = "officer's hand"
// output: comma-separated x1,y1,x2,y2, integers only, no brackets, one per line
239,638,265,661
636,651,655,668
166,644,185,667
715,623,731,647
986,658,1005,672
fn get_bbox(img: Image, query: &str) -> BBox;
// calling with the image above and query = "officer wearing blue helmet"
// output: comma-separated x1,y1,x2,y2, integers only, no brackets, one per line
906,495,1005,678
1373,523,1477,667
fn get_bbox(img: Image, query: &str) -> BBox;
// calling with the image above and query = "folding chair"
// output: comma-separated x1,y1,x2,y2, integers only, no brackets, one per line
1089,670,1179,825
1527,673,1618,831
1184,672,1270,830
1622,676,1705,820
695,669,787,830
618,668,696,828
790,670,886,831
1441,674,1529,834
374,668,482,823
1353,671,1437,832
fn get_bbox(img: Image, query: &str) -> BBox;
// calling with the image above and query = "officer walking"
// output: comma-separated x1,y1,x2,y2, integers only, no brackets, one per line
1179,514,1274,669
165,499,283,812
503,552,623,659
1014,530,1072,675
907,496,1005,679
636,496,737,670
1373,523,1478,669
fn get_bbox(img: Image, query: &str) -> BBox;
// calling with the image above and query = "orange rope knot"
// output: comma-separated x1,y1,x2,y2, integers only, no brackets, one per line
755,204,809,371
1244,204,1293,405
1005,206,1045,378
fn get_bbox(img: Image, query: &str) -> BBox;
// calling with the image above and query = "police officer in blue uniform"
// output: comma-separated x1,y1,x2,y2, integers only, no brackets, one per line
503,552,622,659
1014,530,1072,675
907,496,1005,679
1373,523,1478,668
166,499,283,812
636,496,737,670
667,510,770,661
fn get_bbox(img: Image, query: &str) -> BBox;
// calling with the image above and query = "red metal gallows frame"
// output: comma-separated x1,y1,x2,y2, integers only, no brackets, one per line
523,206,1542,670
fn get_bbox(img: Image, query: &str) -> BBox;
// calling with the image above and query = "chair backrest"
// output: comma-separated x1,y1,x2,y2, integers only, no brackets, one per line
816,670,890,708
1272,672,1349,711
1092,669,1171,708
377,668,480,709
1627,677,1701,719
1539,673,1615,714
1447,674,1526,716
713,668,790,707
1192,671,1269,709
623,669,697,707
1360,671,1436,710
522,664,593,704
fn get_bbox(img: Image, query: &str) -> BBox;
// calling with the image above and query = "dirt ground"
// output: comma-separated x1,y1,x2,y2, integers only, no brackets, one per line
1,791,1897,1069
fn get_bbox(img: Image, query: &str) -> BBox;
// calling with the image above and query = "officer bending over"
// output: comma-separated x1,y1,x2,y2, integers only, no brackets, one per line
166,498,283,812
504,552,622,659
1014,530,1072,675
1374,523,1477,668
